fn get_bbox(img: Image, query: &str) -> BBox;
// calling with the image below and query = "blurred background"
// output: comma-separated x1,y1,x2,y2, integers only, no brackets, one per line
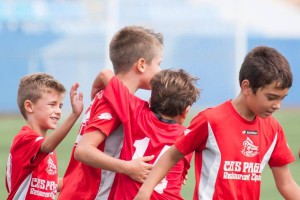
0,0,300,113
0,0,299,199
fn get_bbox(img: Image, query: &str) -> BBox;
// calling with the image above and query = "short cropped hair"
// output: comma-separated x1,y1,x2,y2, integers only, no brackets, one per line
239,46,293,93
150,69,200,116
109,25,164,74
17,73,66,119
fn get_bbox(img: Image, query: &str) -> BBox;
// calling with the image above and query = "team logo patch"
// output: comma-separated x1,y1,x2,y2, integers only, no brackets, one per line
98,112,113,120
242,130,258,135
46,157,57,175
241,137,259,157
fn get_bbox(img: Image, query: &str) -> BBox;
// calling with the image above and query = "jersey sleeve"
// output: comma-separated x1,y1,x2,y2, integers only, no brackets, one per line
103,76,139,123
84,91,121,137
175,112,209,155
268,122,295,167
19,131,48,166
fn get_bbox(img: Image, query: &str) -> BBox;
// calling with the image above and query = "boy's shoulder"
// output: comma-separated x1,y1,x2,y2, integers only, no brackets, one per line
12,126,42,143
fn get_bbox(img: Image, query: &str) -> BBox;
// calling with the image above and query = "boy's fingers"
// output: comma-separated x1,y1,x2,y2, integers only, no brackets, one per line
139,155,154,162
78,92,83,101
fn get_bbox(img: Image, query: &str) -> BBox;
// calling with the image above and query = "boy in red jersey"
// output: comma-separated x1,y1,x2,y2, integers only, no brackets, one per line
58,25,163,200
94,68,200,199
6,73,83,200
134,46,300,200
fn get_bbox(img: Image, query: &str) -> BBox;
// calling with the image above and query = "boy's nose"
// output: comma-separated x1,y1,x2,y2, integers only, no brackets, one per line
272,101,281,110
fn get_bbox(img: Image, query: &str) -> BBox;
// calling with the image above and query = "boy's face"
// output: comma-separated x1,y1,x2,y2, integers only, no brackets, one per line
31,89,64,134
142,48,163,90
247,81,289,119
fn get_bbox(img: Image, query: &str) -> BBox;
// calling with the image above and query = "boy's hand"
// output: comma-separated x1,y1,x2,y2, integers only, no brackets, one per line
182,174,188,185
70,83,84,117
125,155,154,183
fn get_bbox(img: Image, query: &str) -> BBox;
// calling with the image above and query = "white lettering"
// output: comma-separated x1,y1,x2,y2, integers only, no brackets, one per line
223,161,242,172
30,178,46,189
251,174,261,182
30,188,55,199
223,161,262,182
223,172,250,180
243,162,260,173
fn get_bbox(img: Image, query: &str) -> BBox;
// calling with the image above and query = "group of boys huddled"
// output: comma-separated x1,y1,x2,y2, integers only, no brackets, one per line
5,25,300,200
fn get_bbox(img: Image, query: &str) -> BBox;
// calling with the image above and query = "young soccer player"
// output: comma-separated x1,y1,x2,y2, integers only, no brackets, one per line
6,73,83,200
96,68,200,199
134,46,300,200
58,25,163,200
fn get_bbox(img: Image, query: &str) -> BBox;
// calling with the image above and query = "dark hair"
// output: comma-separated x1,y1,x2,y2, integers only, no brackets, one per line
239,46,293,93
150,69,200,116
109,25,163,74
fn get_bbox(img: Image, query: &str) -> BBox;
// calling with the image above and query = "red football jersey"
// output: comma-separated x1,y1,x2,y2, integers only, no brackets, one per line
175,100,296,200
58,91,122,200
6,126,58,200
103,76,192,200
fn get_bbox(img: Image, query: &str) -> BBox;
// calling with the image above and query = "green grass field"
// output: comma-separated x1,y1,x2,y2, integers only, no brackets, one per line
0,109,299,199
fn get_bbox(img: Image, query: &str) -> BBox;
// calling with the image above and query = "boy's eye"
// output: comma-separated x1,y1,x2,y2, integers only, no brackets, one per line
267,97,276,101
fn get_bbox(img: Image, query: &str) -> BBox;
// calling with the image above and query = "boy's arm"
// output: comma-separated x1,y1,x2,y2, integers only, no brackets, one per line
57,178,63,192
91,69,114,100
41,83,83,153
75,130,154,182
271,165,300,200
134,145,185,200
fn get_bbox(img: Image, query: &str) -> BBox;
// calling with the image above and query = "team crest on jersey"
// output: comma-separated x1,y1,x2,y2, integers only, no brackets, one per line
98,112,113,120
46,157,57,175
241,137,259,157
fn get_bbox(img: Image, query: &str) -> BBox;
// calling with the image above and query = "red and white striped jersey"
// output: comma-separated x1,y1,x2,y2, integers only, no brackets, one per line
175,100,295,200
103,76,192,200
58,91,122,200
6,126,58,200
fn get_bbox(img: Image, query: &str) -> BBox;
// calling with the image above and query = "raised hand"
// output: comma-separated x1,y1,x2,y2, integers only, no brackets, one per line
70,83,84,117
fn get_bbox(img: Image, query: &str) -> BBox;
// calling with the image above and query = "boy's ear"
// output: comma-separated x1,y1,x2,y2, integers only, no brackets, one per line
24,100,34,113
182,105,191,119
241,79,251,95
136,58,146,73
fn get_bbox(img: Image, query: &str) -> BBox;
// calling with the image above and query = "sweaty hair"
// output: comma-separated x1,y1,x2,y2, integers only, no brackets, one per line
239,46,293,93
17,73,66,119
150,69,200,116
109,25,164,74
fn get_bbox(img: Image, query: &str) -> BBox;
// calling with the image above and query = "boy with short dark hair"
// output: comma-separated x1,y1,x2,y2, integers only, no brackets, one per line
6,73,83,200
58,25,163,200
97,68,200,199
134,46,300,200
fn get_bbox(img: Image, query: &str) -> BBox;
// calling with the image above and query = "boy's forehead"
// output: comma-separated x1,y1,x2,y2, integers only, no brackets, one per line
42,87,65,96
260,81,289,94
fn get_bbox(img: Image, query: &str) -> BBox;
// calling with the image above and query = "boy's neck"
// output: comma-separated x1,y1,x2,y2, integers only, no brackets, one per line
26,120,47,137
116,73,140,93
231,95,256,121
157,113,183,125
